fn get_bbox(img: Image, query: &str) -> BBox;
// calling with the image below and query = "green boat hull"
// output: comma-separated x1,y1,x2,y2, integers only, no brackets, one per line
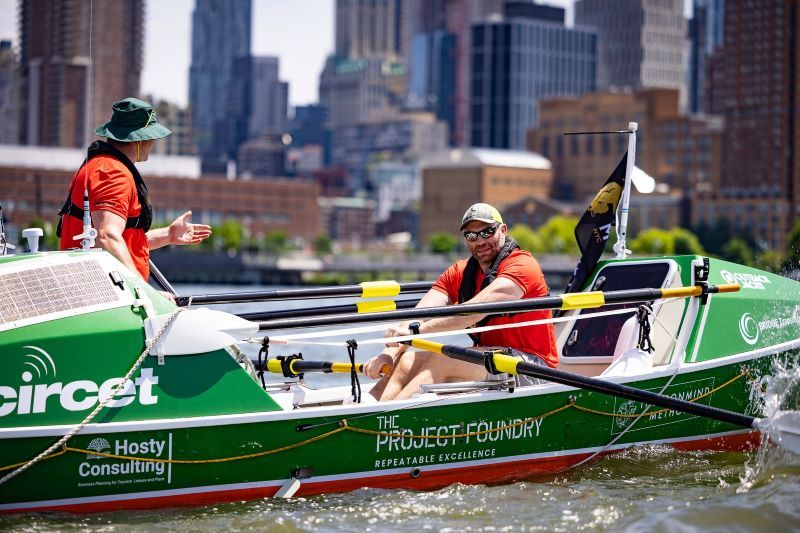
0,251,796,513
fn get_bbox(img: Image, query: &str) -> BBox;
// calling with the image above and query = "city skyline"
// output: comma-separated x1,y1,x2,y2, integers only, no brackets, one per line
0,0,588,109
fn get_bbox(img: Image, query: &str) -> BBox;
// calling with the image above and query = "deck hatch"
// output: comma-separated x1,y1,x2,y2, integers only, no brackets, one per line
0,258,119,325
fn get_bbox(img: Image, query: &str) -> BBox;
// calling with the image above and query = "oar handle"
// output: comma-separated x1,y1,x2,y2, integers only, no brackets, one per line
263,357,391,378
713,284,741,293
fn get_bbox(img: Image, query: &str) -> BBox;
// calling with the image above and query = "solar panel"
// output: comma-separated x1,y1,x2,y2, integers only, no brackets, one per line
0,258,120,325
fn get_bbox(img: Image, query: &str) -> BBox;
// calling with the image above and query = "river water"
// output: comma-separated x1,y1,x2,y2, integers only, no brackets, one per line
3,284,799,532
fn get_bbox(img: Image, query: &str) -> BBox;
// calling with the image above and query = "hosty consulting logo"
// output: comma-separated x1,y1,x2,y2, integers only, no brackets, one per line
78,435,174,488
0,346,160,417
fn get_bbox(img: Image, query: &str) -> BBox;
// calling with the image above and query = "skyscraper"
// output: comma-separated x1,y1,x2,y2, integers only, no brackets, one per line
19,0,143,148
224,56,288,163
470,7,597,150
335,0,404,60
701,0,799,250
689,0,725,113
575,0,688,109
404,0,505,147
189,0,251,170
0,41,19,145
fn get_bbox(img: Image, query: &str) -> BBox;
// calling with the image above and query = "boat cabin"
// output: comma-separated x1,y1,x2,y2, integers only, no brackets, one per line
555,258,687,377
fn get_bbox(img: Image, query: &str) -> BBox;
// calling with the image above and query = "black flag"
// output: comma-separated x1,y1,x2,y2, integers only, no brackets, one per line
563,152,628,294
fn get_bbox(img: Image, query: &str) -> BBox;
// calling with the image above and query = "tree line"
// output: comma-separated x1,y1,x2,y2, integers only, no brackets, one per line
428,215,800,274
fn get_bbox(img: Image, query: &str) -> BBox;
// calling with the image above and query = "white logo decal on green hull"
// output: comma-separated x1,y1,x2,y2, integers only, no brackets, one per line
738,308,800,346
0,347,159,417
739,313,760,345
720,270,771,290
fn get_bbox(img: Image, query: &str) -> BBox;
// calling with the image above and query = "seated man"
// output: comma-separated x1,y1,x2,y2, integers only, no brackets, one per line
363,203,558,400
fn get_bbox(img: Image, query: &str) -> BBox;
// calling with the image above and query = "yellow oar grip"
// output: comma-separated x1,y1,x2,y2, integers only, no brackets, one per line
356,300,397,314
266,359,283,373
410,338,444,354
715,283,740,293
492,353,520,375
661,286,702,298
360,281,401,298
561,291,605,310
331,362,355,373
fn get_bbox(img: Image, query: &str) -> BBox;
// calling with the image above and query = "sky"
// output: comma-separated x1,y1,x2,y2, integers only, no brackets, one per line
0,0,690,109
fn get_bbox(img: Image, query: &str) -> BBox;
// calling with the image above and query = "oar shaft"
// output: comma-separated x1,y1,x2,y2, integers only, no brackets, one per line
149,260,178,296
264,358,389,376
176,281,433,306
258,284,739,331
239,298,419,321
421,341,756,429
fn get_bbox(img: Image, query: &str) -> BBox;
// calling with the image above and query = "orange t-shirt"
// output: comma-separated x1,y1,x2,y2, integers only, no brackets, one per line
432,249,559,367
59,154,150,280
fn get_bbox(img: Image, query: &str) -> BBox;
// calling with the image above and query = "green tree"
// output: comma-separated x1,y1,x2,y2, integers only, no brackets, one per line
535,216,579,254
784,221,800,270
508,224,543,253
721,238,755,267
756,249,785,273
263,230,291,255
20,217,59,251
429,231,458,254
313,233,333,255
217,220,244,252
630,228,673,255
694,218,731,256
671,228,705,255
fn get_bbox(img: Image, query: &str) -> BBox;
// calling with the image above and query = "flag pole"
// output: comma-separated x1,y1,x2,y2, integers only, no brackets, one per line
613,122,638,258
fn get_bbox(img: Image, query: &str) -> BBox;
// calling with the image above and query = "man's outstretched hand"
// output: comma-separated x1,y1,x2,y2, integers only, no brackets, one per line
168,211,212,246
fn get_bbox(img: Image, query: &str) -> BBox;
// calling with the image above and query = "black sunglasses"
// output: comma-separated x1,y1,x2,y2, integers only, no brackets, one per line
463,223,499,242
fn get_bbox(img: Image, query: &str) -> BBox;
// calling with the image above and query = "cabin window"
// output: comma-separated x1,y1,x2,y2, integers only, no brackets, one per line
561,261,673,359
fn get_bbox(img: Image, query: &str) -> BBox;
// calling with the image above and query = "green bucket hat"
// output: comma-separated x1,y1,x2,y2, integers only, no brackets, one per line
93,97,172,142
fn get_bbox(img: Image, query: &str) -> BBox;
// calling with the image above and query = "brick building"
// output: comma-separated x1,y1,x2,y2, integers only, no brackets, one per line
419,148,552,242
0,145,319,245
527,89,722,227
699,0,799,251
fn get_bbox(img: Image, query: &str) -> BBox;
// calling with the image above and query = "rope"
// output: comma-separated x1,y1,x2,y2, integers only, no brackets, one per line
347,339,361,404
257,337,269,389
0,370,748,472
62,426,348,466
0,308,184,485
571,370,750,419
342,403,574,440
636,304,654,353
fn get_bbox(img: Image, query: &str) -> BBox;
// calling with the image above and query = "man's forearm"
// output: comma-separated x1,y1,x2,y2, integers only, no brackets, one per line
96,234,142,279
146,227,170,250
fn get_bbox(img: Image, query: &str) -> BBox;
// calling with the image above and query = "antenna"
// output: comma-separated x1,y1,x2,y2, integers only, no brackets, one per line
72,189,97,250
612,122,638,259
0,204,15,255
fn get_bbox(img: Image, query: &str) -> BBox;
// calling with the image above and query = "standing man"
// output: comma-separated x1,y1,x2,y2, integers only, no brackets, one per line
363,203,558,400
59,97,211,281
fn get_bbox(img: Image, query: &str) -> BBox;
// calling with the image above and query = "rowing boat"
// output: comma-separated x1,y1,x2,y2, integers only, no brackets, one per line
1,123,797,513
0,247,797,513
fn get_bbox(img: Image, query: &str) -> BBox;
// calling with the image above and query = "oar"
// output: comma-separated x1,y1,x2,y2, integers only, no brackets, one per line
175,280,433,307
406,338,799,453
149,259,178,296
264,356,390,377
239,298,420,322
257,284,741,331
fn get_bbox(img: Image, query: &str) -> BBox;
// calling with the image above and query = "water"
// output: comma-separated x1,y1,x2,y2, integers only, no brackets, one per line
2,285,799,532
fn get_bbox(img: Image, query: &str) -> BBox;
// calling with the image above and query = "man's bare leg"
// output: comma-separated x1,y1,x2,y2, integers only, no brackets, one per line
373,350,486,401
